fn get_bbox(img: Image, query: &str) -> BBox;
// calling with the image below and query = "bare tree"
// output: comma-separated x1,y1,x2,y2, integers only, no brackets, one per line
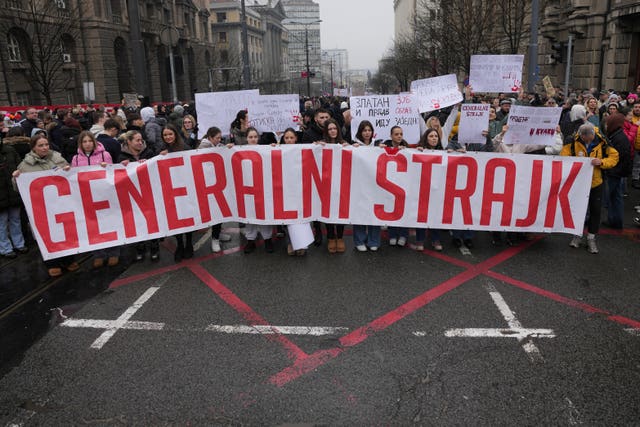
0,0,84,104
496,0,532,54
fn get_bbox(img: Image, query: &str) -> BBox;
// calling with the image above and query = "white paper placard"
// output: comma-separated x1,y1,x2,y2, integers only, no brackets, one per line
469,55,524,93
287,223,315,250
195,89,260,138
410,75,463,113
350,94,422,144
458,104,490,145
249,94,300,134
502,105,562,145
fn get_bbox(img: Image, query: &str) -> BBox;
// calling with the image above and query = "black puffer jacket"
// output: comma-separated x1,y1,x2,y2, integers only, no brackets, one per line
606,128,631,178
0,142,21,209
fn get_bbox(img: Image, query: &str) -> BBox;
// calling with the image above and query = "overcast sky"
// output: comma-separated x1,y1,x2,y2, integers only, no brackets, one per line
316,0,395,71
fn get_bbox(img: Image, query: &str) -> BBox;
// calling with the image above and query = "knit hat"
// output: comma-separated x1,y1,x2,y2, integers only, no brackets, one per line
500,99,512,105
140,106,155,123
31,128,47,137
173,105,184,115
606,112,625,135
340,101,348,110
627,93,638,102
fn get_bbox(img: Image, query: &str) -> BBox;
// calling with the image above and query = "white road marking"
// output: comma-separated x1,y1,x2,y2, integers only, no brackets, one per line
441,283,554,362
564,397,582,425
89,286,160,349
193,229,212,251
444,328,555,339
206,324,349,336
459,246,472,256
624,328,640,336
62,319,165,330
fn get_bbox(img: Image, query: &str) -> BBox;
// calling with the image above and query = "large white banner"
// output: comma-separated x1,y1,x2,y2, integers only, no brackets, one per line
16,146,592,259
410,75,463,113
469,55,524,93
248,94,300,134
503,106,562,145
350,94,422,144
458,104,490,145
195,89,260,138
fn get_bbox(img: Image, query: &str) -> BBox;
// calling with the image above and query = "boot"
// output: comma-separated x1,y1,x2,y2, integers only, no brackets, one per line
150,240,160,261
328,239,337,253
183,233,194,259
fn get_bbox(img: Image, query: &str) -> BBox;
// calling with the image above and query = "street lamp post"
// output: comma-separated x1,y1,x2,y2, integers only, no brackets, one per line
286,19,321,97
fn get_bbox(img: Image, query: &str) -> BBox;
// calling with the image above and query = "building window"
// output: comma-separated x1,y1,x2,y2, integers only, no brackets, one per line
6,0,23,9
7,33,21,62
146,3,155,18
54,0,66,8
217,12,226,23
15,92,29,105
219,32,226,43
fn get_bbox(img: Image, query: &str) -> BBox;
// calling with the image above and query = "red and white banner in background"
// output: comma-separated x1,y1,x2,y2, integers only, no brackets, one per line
16,145,592,260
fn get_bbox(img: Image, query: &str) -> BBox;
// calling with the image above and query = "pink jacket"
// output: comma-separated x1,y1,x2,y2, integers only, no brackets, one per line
71,142,113,167
623,121,638,159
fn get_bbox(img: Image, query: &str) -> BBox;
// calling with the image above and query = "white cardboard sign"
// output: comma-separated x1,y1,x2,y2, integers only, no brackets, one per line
350,94,422,144
195,89,260,138
458,104,490,145
249,94,300,134
503,106,562,145
410,75,463,113
469,55,524,93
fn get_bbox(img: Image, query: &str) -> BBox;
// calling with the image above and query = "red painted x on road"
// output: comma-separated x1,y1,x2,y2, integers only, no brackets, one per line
109,233,640,388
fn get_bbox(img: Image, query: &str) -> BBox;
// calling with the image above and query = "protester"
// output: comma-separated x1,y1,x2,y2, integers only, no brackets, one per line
603,112,631,229
243,127,274,254
0,136,26,259
12,134,78,276
230,110,249,145
415,128,445,251
561,123,619,254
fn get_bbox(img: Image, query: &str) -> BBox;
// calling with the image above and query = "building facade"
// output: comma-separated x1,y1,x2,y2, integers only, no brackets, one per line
280,0,321,96
539,0,640,92
209,0,289,94
0,0,216,106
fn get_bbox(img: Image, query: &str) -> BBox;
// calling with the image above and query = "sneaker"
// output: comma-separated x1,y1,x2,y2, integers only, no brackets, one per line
356,244,367,252
211,239,221,253
135,251,145,262
264,238,274,253
150,242,160,261
432,241,443,251
107,256,119,266
415,244,424,251
219,232,232,242
15,247,28,254
586,238,598,254
369,246,378,252
2,251,17,259
569,235,582,248
244,240,256,254
93,258,104,268
398,237,407,247
389,238,397,246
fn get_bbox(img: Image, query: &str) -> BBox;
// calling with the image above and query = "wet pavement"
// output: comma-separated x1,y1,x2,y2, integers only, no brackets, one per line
1,195,640,425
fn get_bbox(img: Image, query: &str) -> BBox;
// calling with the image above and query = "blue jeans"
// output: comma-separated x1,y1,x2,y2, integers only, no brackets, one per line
353,224,381,247
415,228,442,243
0,206,25,254
452,230,474,240
605,176,624,228
388,227,409,240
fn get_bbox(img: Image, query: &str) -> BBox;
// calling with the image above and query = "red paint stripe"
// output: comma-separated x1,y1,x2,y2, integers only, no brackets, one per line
188,263,308,362
486,270,640,328
269,348,343,387
423,249,474,269
109,246,242,289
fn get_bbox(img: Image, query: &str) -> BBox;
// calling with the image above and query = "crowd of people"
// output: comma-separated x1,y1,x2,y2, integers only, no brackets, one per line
0,83,639,277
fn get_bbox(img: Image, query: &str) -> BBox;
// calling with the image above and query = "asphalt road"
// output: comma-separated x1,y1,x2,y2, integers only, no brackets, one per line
1,203,639,425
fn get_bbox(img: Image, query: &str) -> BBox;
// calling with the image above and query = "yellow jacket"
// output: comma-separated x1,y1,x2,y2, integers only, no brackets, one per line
560,130,618,188
632,115,640,150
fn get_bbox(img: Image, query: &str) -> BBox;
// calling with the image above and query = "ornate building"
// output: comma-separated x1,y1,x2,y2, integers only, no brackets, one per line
539,0,640,92
209,0,289,94
0,0,217,106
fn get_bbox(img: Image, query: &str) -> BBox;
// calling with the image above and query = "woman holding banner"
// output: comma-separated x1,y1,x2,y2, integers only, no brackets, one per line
380,126,410,247
118,130,160,262
316,119,348,253
416,128,445,251
12,134,79,277
352,121,381,252
161,124,195,262
243,127,275,254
